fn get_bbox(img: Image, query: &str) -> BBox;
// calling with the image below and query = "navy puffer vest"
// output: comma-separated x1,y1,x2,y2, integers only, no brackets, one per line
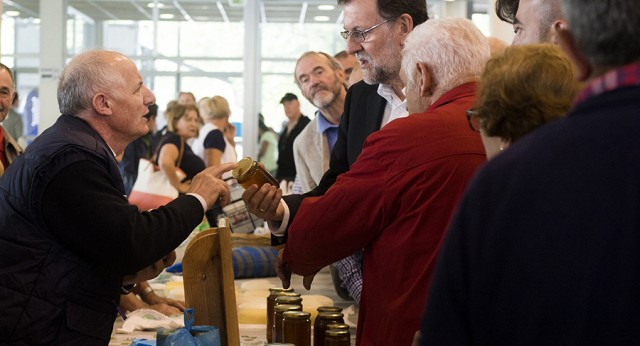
0,115,125,344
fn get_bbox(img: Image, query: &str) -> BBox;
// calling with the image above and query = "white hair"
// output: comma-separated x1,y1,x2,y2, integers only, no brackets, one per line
57,50,126,115
401,18,490,93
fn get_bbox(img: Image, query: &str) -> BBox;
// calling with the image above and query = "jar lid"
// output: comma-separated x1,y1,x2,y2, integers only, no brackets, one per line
283,311,311,319
275,296,303,304
326,323,349,330
274,304,302,312
276,292,301,297
317,306,342,313
269,287,295,294
232,157,256,179
318,312,344,319
325,329,350,336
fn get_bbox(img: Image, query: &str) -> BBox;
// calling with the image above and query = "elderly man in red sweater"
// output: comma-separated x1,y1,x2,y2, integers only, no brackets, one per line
277,18,490,345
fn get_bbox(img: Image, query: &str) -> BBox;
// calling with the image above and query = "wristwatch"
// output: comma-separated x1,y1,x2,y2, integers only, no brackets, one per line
120,284,136,295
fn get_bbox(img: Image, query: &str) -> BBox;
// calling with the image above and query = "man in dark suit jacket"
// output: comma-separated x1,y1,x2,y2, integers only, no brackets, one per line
276,92,310,182
243,0,428,246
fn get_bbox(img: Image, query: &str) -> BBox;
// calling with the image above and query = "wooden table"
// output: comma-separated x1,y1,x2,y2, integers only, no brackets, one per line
110,267,358,345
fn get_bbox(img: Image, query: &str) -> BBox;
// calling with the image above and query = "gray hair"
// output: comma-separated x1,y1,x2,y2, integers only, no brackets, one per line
57,51,126,115
562,0,640,69
401,18,490,93
293,51,345,88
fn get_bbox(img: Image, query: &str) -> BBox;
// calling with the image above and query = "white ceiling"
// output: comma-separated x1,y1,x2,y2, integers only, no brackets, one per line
3,0,344,24
2,0,489,24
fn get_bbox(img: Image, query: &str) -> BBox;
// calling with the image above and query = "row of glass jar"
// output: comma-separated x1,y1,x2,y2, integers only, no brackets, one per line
267,287,351,346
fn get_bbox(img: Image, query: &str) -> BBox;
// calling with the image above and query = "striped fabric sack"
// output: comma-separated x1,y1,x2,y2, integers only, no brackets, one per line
232,246,279,279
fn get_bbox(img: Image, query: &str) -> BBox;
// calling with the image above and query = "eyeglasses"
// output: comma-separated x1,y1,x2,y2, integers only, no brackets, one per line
340,19,390,43
466,109,483,132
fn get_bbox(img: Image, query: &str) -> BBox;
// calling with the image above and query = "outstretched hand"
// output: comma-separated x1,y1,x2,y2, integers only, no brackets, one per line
188,162,237,208
276,249,319,290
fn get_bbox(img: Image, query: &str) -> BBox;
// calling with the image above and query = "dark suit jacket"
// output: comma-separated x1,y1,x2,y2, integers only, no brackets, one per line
277,114,311,181
275,81,386,244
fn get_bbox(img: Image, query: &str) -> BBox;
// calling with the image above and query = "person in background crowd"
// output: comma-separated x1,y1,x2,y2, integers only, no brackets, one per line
119,104,160,195
0,50,233,344
156,104,205,194
290,51,360,302
177,91,196,105
420,1,640,343
334,50,360,82
276,92,310,183
468,44,579,159
191,95,238,225
155,100,179,141
0,63,23,177
496,0,565,45
292,52,347,193
278,18,489,345
258,113,279,176
192,95,237,171
242,0,429,251
178,92,203,129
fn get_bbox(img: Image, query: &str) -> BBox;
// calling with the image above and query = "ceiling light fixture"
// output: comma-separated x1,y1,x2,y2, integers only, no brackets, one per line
4,10,20,17
147,2,165,8
318,5,335,11
159,13,175,19
314,15,330,22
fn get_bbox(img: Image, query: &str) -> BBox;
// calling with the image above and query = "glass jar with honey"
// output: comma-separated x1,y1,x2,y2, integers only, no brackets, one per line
232,157,279,189
324,329,350,346
313,312,344,346
273,304,302,343
283,311,311,346
326,323,350,332
267,288,295,342
275,295,303,308
314,306,342,324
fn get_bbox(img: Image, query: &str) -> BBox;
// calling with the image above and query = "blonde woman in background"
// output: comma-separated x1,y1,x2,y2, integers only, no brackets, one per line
192,96,237,177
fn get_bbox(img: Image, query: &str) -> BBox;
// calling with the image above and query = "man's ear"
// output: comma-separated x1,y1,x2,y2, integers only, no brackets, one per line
548,19,566,45
92,93,113,116
415,62,432,98
555,21,592,82
397,13,414,45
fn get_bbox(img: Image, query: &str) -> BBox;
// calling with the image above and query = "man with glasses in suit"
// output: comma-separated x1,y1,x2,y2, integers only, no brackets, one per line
243,0,428,258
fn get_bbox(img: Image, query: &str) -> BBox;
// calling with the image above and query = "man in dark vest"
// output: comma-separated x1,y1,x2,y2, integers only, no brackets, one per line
0,50,235,344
